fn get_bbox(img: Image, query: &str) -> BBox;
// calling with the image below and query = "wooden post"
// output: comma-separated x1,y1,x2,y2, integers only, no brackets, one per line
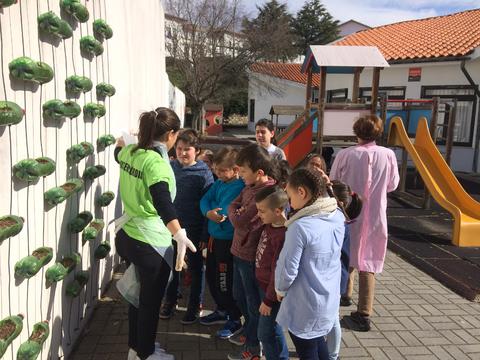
445,99,457,166
352,67,363,103
316,67,327,154
371,67,381,114
305,67,313,111
423,97,438,209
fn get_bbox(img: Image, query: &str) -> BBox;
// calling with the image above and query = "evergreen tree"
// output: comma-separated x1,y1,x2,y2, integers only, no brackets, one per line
243,0,298,62
292,0,339,55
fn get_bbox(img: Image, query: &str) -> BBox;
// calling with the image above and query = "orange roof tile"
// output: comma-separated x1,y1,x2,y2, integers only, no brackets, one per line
335,8,480,61
249,63,320,86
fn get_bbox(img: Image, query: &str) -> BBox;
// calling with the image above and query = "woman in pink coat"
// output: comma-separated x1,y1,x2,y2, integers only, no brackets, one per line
330,115,399,332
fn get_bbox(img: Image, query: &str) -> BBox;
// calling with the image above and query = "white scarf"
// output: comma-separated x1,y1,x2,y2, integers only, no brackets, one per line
285,197,338,228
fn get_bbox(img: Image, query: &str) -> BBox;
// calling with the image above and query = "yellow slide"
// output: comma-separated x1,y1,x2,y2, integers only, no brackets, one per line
387,116,480,247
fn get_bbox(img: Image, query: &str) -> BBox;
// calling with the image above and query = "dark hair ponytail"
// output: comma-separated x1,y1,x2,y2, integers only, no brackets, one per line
133,107,180,153
329,180,363,221
287,168,326,207
255,118,277,145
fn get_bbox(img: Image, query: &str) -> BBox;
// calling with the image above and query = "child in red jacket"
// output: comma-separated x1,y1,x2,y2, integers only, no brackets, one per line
254,186,289,360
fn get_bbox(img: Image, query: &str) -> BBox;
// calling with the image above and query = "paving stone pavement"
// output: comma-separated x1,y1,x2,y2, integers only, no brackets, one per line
70,250,480,360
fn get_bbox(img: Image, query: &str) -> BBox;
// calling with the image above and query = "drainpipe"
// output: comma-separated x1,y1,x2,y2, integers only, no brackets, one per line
460,60,480,172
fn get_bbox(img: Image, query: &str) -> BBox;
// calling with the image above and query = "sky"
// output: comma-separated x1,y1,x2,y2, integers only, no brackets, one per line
243,0,480,27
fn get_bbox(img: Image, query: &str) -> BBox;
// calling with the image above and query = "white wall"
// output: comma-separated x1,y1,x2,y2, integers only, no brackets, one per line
339,21,370,37
0,1,184,359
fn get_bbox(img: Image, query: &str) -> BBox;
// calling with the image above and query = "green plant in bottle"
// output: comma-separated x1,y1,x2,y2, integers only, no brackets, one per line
0,314,23,358
0,101,24,126
16,320,50,360
82,219,104,244
66,142,94,163
15,247,53,279
93,19,113,40
97,191,114,207
83,165,106,180
94,241,111,259
97,134,115,149
13,157,56,182
42,99,66,122
38,11,72,39
9,57,54,84
83,103,106,118
66,270,89,297
44,178,83,205
62,101,81,118
65,75,93,94
60,0,89,22
69,211,93,233
80,36,104,56
96,83,115,98
45,252,81,285
0,215,24,242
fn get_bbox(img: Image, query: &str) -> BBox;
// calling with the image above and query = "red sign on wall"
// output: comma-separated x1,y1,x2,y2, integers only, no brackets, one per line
408,67,422,82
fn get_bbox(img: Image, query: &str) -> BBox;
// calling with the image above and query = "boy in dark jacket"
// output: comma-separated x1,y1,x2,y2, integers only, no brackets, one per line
254,186,289,360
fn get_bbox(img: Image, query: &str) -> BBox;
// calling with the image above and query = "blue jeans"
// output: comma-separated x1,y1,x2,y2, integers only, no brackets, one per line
326,317,341,360
289,331,329,360
257,289,288,360
233,256,260,348
340,227,350,296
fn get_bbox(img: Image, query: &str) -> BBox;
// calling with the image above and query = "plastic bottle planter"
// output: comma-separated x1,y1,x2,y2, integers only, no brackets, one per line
15,247,53,279
44,178,83,206
83,103,106,118
97,191,115,207
66,270,89,297
13,157,56,182
97,134,115,149
0,215,24,242
38,11,73,39
82,219,104,244
0,101,24,126
0,314,23,358
66,142,94,164
93,19,113,41
63,101,82,118
0,0,18,8
80,36,104,56
43,99,66,122
45,252,81,285
96,83,115,98
94,241,111,259
65,75,93,95
68,211,93,233
16,321,50,360
60,0,89,22
83,165,106,180
9,57,54,84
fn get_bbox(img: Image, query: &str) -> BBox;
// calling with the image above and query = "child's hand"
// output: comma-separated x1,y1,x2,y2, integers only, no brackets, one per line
259,302,272,316
276,293,284,302
116,137,125,148
206,208,225,223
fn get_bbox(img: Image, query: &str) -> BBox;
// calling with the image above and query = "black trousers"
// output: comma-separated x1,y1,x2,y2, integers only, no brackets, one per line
205,238,241,320
289,331,329,360
116,229,171,359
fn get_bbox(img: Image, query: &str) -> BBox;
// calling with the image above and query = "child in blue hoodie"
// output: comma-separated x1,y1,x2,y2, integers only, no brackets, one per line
160,129,214,324
199,147,245,339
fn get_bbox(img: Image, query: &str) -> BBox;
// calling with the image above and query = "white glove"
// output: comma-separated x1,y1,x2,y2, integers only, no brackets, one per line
172,229,197,271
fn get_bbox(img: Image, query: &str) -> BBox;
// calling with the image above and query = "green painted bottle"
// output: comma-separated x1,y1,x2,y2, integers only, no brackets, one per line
0,314,23,358
16,320,50,360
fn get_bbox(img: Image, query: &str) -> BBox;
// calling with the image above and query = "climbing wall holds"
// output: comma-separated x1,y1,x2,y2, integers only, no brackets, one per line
94,241,111,260
0,314,24,358
15,247,54,279
45,252,81,285
0,101,24,126
65,75,93,95
93,19,113,40
13,157,56,182
0,0,18,8
97,191,115,207
44,178,84,205
9,57,54,84
0,215,24,242
42,99,66,122
83,165,106,180
38,11,73,39
97,134,116,149
69,211,93,233
66,270,89,297
82,219,104,244
83,103,106,118
80,36,104,56
16,321,50,360
60,0,89,23
96,83,116,98
66,142,94,164
63,100,82,118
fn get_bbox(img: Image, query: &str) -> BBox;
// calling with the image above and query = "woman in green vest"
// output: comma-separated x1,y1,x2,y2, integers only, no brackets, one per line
115,108,196,360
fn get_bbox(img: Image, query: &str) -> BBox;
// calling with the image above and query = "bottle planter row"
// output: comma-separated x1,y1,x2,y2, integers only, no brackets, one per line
13,157,56,182
15,247,53,279
44,179,84,206
0,101,25,126
0,215,24,242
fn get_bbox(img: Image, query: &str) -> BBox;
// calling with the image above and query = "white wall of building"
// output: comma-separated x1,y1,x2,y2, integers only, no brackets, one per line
338,21,370,37
0,1,184,359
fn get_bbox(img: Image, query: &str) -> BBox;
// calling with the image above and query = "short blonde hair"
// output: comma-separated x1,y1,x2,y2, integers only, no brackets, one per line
353,115,384,141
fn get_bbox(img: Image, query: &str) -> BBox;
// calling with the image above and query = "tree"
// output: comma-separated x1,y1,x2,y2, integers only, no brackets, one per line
242,0,298,62
165,0,251,132
292,0,339,55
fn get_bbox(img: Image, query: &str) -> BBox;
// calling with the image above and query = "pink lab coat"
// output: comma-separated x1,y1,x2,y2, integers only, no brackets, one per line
330,141,399,273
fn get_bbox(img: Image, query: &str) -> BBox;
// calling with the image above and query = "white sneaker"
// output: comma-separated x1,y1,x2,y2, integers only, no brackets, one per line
133,344,174,360
128,348,137,360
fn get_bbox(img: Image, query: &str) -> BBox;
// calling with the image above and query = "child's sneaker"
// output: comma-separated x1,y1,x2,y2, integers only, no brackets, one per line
159,302,176,319
216,320,242,339
228,331,246,346
181,307,200,325
341,311,371,332
199,310,227,325
227,345,261,360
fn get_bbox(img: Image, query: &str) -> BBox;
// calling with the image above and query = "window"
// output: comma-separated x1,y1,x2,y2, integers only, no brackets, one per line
359,86,406,102
327,88,348,103
421,85,477,146
249,99,255,123
311,87,319,103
